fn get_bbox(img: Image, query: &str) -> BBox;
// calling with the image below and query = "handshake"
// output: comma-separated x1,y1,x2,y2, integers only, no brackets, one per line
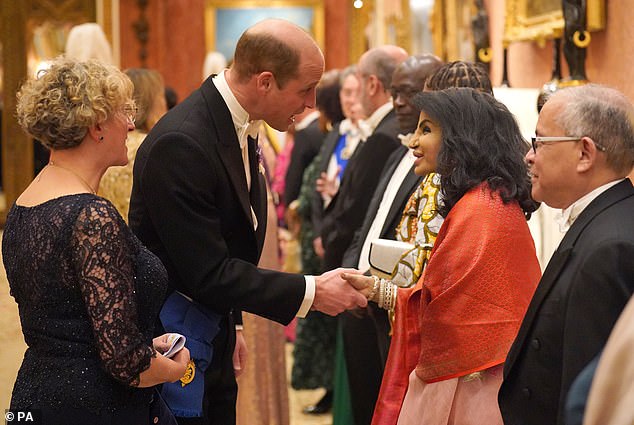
311,268,379,316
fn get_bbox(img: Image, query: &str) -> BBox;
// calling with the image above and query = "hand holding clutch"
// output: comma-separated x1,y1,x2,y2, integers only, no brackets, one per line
153,333,186,358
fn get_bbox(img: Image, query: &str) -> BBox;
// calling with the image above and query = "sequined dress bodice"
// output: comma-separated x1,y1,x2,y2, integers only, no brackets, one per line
2,194,168,413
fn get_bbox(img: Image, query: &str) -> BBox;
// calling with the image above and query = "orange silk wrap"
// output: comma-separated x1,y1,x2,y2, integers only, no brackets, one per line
372,184,541,425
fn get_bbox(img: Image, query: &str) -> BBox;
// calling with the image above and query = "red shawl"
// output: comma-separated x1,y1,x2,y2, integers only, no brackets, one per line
372,184,540,424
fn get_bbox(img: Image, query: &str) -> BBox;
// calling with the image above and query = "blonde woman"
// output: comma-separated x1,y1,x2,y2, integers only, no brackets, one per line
4,57,189,424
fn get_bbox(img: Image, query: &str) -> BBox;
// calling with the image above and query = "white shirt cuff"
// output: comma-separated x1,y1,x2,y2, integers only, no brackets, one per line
296,275,316,317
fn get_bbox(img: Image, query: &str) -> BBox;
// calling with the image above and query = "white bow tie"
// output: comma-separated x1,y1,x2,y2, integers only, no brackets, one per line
339,119,355,136
339,119,372,142
237,120,262,149
398,133,414,147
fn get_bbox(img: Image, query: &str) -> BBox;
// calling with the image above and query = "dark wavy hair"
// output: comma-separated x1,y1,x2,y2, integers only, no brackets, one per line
412,87,537,219
316,69,344,124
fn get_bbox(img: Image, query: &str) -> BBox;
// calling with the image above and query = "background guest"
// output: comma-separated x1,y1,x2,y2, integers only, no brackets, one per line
99,67,167,220
290,69,345,416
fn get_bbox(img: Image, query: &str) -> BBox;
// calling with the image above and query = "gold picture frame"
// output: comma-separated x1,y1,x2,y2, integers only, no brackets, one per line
205,0,324,60
504,0,605,46
430,0,476,62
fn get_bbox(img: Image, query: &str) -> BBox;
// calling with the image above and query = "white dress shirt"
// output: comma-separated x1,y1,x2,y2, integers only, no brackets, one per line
357,145,416,272
556,179,624,232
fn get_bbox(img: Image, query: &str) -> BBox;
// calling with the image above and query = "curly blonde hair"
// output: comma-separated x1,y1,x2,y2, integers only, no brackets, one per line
16,57,134,150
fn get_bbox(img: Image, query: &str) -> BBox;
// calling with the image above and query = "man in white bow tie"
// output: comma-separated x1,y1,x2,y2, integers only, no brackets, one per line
129,18,367,425
499,84,634,425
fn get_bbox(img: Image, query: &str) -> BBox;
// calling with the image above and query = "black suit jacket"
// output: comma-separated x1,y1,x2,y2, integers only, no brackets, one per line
321,110,401,270
499,179,634,425
284,118,324,205
129,77,305,326
342,145,423,269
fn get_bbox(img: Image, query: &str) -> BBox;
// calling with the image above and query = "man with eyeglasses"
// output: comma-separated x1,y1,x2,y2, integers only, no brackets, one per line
499,84,634,425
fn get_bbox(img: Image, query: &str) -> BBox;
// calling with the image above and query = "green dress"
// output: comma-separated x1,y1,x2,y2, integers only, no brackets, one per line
290,155,338,390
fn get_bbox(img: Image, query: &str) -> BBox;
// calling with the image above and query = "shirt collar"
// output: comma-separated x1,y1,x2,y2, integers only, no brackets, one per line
364,101,393,135
294,111,320,131
213,70,261,148
556,179,624,232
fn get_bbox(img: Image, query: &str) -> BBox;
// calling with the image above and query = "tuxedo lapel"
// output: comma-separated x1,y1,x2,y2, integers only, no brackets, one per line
203,80,253,228
380,166,420,237
248,135,267,251
505,179,634,376
504,246,572,375
362,153,402,229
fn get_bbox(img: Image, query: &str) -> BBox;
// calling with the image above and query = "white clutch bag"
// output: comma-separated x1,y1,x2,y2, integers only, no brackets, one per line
369,239,415,282
369,238,433,287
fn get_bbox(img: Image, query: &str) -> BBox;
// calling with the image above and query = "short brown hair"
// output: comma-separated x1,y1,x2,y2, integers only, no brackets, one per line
17,57,133,150
232,31,301,88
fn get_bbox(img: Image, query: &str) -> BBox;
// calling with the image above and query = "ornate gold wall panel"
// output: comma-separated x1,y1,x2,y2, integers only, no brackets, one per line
504,0,605,46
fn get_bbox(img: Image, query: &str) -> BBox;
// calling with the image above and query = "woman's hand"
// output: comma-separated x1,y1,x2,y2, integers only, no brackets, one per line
168,347,191,383
152,334,172,355
341,273,375,300
153,333,191,383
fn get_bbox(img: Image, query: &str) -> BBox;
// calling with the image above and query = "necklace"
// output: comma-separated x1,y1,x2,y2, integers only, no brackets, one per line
47,161,96,194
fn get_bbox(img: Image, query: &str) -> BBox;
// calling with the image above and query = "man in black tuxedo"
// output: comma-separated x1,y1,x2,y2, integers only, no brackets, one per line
129,19,367,425
498,84,634,425
336,54,442,425
320,45,407,272
319,45,407,425
311,66,363,244
284,110,323,207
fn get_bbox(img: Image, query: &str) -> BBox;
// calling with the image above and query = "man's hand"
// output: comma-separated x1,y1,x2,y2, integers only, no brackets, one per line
313,237,325,259
316,170,340,198
312,268,368,315
233,329,247,377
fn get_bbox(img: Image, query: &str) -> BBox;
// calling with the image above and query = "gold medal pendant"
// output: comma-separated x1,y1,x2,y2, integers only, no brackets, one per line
180,360,195,387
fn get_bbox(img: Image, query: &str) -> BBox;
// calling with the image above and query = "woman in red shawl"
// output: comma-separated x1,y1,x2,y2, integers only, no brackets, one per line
344,87,541,425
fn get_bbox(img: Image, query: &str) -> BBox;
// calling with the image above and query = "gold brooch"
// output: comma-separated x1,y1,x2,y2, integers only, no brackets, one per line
180,360,195,387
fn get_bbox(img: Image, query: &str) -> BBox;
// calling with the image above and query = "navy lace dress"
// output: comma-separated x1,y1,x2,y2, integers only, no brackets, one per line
2,194,168,424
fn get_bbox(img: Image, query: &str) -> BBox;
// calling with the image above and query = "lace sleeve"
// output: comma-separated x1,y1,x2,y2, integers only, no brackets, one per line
71,199,155,386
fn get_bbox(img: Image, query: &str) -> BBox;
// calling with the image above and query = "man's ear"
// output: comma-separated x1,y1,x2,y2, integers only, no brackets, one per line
255,72,275,94
367,74,380,96
577,136,599,173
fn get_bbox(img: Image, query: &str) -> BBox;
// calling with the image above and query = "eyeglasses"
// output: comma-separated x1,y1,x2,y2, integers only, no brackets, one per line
121,105,138,124
390,86,420,101
530,136,607,154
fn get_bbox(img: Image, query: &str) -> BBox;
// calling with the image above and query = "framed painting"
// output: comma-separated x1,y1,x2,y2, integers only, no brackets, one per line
430,0,476,62
205,0,324,61
504,0,605,45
